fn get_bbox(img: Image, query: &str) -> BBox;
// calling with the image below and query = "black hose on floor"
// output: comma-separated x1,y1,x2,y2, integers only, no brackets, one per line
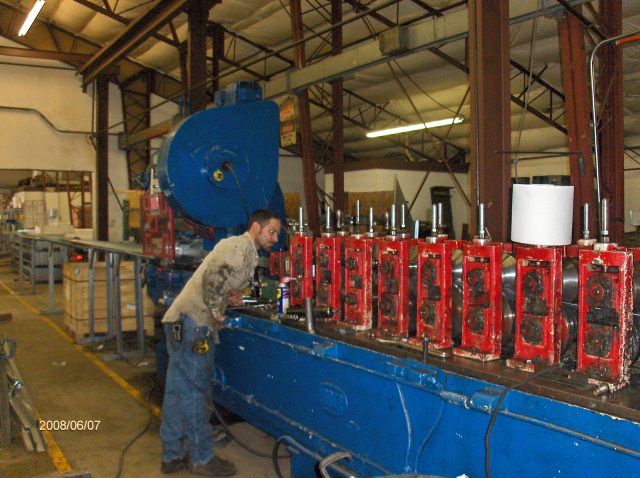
114,378,157,478
211,400,289,460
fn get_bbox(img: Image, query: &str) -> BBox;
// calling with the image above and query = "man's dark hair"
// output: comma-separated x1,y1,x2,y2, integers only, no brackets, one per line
247,209,280,230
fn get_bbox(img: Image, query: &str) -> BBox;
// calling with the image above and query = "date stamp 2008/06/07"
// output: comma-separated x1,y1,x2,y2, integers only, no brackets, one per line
37,420,101,431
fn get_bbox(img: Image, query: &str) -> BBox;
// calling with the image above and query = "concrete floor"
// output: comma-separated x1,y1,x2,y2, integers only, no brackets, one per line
0,258,290,478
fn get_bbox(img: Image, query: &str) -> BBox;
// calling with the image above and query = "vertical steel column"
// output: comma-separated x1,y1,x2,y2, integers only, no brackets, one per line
209,23,224,97
468,0,511,241
559,12,597,240
121,71,152,187
18,235,24,295
106,252,114,339
43,242,61,315
88,249,96,340
96,75,109,242
113,254,123,356
134,256,145,355
331,0,345,212
290,0,320,235
187,0,208,114
178,41,188,92
30,240,36,295
598,0,624,242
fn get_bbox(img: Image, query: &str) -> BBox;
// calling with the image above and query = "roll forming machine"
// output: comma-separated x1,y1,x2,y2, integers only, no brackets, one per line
150,83,640,477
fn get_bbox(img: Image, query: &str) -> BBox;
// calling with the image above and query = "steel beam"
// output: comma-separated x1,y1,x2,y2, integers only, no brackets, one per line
73,0,180,47
187,0,208,113
331,0,345,212
0,1,183,100
291,0,321,236
324,158,464,174
96,76,109,242
559,11,597,240
0,46,92,65
468,0,511,242
79,0,189,87
598,0,624,242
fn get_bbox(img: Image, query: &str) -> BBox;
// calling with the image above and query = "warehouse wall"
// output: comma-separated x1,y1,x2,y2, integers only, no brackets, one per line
0,37,128,241
278,152,325,215
325,170,469,239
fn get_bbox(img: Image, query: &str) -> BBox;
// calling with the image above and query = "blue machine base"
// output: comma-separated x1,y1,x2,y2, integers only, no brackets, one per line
213,313,640,477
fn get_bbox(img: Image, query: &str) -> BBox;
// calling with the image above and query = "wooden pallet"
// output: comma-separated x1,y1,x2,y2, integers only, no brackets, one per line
63,313,155,340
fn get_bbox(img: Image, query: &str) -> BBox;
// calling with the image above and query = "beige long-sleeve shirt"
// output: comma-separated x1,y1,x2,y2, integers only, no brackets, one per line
161,232,259,328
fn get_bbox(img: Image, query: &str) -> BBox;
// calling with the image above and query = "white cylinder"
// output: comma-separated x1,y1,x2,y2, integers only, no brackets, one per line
511,184,574,246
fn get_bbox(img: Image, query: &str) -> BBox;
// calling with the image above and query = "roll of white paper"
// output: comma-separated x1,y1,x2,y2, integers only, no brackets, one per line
511,184,574,246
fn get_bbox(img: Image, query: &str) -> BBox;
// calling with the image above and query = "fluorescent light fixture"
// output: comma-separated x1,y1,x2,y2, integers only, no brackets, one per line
366,116,464,138
18,0,45,37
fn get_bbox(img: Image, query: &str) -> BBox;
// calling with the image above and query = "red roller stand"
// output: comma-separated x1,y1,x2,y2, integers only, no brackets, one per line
577,244,634,390
507,246,563,371
289,233,313,308
141,192,175,259
343,235,375,330
376,237,416,339
315,236,343,321
269,251,290,280
454,240,503,361
416,239,462,349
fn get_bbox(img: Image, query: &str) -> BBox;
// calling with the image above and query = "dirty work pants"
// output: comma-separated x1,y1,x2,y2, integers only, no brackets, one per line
160,314,215,465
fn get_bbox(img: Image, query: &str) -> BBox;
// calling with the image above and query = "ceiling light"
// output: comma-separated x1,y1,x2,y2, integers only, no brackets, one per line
18,0,45,37
366,116,464,138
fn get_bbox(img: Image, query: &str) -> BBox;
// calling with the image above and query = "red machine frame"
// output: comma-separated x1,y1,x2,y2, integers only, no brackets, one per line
376,237,416,339
289,233,314,308
454,241,503,361
315,236,343,321
343,235,375,330
269,251,290,280
577,244,634,390
416,239,461,349
141,192,175,259
508,246,563,371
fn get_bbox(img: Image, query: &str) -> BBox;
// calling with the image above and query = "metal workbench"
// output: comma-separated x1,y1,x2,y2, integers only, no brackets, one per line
13,232,154,356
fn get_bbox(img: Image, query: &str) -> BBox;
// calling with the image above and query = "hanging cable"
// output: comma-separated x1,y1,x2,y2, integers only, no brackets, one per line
512,1,540,183
484,365,558,478
222,161,251,222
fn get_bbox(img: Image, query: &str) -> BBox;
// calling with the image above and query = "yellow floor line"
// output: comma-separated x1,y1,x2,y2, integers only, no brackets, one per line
0,279,162,472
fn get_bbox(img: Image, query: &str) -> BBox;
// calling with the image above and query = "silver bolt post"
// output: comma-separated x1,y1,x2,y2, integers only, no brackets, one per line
601,198,609,242
390,204,397,235
477,203,486,240
431,204,438,237
298,205,304,233
368,207,375,234
325,204,332,232
583,203,590,240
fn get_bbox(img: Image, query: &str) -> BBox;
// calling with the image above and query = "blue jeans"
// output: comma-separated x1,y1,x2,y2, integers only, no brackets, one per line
160,314,215,465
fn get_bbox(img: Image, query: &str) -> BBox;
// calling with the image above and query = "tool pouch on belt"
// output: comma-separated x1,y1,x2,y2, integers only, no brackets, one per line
192,327,211,355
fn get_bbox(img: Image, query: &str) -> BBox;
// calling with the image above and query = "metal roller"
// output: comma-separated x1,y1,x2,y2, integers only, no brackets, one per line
562,258,579,304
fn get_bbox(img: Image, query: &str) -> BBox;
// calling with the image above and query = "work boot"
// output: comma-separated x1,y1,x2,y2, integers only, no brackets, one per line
189,456,237,476
161,456,187,474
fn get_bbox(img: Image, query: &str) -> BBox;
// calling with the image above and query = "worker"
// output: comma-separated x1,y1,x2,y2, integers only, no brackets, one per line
160,209,282,476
